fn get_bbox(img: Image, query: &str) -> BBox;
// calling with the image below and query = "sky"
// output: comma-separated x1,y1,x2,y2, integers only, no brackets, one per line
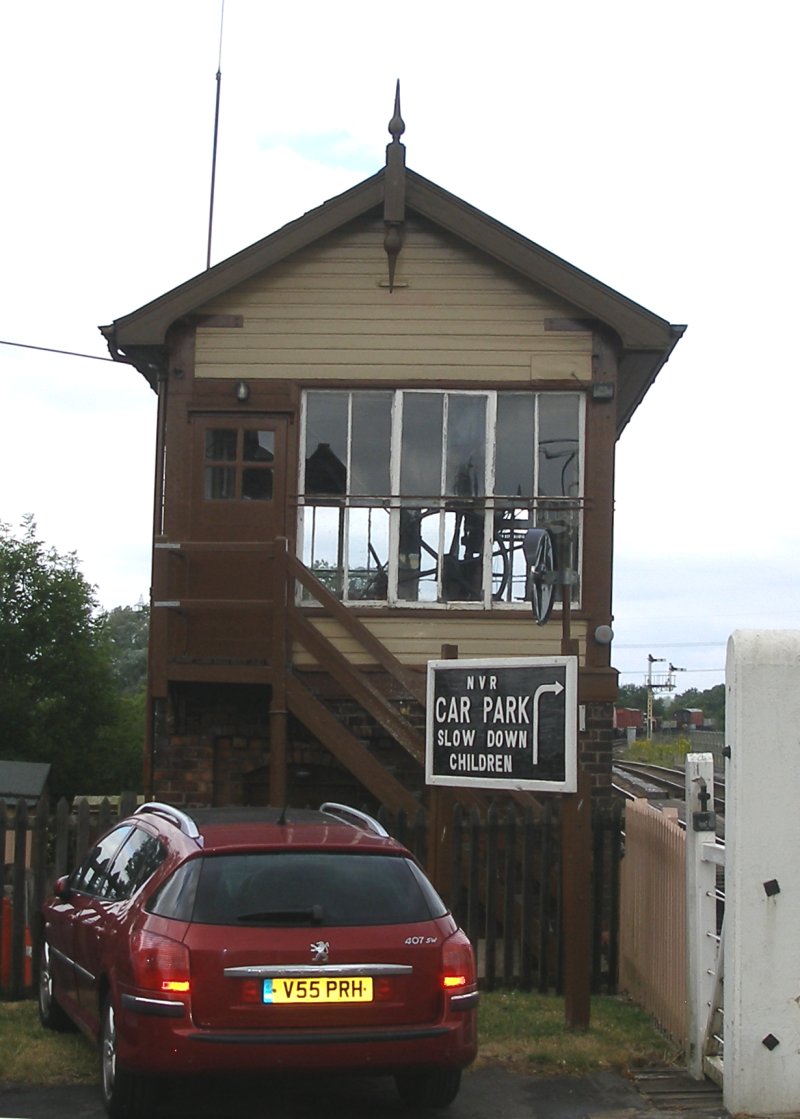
2,0,798,697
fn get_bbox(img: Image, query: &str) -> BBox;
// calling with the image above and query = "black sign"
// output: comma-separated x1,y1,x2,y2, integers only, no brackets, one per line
426,657,577,793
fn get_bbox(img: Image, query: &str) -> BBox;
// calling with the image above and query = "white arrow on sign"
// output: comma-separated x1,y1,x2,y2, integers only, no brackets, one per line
531,680,564,765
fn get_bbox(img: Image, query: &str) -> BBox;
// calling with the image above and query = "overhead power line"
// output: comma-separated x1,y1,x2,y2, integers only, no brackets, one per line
1,338,114,362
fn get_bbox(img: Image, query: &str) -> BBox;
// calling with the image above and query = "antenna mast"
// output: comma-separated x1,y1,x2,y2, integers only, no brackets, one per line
206,0,225,270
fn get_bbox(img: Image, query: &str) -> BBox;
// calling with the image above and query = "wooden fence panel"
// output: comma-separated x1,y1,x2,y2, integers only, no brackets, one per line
619,798,687,1046
2,795,623,1000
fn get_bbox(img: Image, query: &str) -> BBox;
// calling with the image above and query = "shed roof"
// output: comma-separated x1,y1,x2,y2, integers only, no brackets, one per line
101,165,684,437
0,760,51,804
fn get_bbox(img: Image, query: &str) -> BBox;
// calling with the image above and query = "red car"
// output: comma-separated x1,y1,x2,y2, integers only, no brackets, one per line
39,802,478,1118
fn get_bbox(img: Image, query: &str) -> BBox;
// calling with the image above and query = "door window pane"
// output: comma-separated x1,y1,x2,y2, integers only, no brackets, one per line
204,466,236,499
205,429,237,461
243,431,274,462
242,468,273,501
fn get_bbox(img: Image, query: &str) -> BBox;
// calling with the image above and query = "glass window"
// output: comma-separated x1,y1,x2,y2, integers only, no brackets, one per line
305,392,348,495
445,395,486,498
102,829,166,901
71,827,133,896
299,390,584,609
204,427,274,501
400,393,443,498
186,853,446,927
496,394,535,498
350,393,392,497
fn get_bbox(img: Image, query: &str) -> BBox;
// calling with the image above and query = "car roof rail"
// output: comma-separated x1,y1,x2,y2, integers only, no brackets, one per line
320,802,389,838
135,801,202,843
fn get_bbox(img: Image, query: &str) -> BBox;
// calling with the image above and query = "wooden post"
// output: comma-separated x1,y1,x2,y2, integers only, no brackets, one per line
560,574,591,1029
427,644,458,898
269,538,289,807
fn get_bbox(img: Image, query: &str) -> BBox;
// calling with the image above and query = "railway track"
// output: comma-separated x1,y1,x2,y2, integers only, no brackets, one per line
613,760,726,813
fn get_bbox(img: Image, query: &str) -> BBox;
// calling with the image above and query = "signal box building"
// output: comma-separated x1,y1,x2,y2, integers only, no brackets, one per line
102,103,683,813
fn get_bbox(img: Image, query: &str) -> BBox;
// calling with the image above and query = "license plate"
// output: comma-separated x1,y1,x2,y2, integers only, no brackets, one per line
263,977,373,1004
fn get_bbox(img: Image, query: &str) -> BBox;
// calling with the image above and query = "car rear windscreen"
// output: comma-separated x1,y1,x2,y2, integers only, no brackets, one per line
149,852,447,927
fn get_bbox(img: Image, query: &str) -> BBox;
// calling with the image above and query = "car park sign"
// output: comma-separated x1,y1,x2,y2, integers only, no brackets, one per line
426,657,577,793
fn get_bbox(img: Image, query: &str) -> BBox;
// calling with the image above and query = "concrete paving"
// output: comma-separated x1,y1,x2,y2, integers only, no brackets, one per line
0,1066,727,1119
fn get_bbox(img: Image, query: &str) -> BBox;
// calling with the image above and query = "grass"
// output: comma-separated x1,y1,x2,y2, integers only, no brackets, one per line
475,991,680,1076
0,993,679,1085
0,1000,96,1085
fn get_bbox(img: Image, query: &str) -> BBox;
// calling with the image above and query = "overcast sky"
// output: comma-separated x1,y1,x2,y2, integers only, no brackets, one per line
2,1,798,696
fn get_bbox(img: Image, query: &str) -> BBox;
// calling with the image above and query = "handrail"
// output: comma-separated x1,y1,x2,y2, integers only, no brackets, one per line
287,553,427,706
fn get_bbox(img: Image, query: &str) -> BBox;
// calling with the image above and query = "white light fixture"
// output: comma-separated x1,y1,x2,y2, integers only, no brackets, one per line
235,380,249,402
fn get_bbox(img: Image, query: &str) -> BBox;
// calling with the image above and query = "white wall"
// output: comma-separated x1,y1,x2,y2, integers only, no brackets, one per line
725,629,800,1116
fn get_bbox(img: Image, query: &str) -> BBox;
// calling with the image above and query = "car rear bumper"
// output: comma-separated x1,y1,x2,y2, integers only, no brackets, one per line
116,999,477,1076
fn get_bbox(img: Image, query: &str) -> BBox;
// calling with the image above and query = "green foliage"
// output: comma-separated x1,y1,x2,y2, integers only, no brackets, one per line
625,737,694,766
0,519,145,798
100,604,148,695
617,681,726,731
616,683,666,716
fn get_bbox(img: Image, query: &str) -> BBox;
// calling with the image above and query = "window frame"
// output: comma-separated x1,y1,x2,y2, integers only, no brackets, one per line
298,388,584,610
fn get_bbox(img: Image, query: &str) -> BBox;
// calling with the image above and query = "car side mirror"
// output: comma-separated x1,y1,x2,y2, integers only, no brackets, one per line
53,875,72,900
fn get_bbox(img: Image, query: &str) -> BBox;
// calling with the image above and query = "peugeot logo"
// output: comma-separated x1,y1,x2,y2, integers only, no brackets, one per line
310,940,330,963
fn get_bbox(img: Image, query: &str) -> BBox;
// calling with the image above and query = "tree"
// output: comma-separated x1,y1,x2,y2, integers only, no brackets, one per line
0,518,143,797
616,682,667,717
101,603,149,695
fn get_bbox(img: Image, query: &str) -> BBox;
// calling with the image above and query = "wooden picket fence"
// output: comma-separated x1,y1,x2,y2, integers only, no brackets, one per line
1,795,623,1000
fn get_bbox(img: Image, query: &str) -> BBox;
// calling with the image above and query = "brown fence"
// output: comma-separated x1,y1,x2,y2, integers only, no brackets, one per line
618,798,686,1046
1,795,622,1001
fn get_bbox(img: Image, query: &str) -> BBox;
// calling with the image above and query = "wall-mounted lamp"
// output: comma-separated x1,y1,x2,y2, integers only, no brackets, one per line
593,625,614,645
235,380,250,402
591,382,615,401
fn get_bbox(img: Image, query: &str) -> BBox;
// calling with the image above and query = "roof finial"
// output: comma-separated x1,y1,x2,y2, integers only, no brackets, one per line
384,80,406,292
388,79,405,144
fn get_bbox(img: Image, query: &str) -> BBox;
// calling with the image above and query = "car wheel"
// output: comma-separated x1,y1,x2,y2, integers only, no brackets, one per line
395,1067,462,1107
37,943,74,1032
100,997,153,1119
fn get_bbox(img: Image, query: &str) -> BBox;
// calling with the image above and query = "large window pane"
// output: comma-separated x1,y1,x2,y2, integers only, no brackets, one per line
397,507,440,602
441,508,484,601
350,393,392,497
347,506,389,600
445,395,486,498
538,394,580,498
496,394,535,497
305,392,348,495
400,394,443,498
302,505,344,597
299,389,583,608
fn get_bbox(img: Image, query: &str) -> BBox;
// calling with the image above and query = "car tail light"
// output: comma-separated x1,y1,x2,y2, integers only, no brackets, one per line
440,930,476,992
131,930,191,994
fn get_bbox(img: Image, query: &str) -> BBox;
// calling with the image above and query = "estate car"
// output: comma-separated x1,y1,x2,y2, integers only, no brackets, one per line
39,802,478,1117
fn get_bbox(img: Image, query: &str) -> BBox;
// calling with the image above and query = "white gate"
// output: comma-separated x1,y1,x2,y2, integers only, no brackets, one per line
687,631,800,1117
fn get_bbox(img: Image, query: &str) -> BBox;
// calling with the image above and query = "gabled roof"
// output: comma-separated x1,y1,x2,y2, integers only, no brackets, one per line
101,166,684,436
0,760,51,805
